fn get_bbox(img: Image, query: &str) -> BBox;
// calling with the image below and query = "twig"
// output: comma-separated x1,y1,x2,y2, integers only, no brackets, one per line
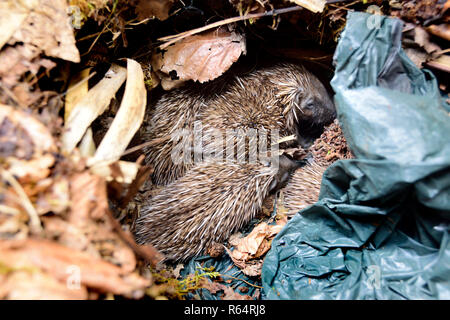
120,135,172,158
221,274,263,289
158,6,304,49
105,204,164,267
1,170,42,234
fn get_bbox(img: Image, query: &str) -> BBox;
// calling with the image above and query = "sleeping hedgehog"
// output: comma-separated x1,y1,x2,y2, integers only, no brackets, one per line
135,62,336,261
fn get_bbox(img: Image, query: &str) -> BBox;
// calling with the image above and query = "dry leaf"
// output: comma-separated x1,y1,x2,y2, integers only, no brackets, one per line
0,104,56,154
7,0,80,62
172,263,184,278
135,0,175,21
0,270,88,300
222,286,253,300
226,220,286,277
6,155,54,184
69,172,109,224
287,0,326,13
199,278,227,295
62,64,127,152
152,27,246,87
427,54,450,73
199,278,255,299
0,0,39,50
427,24,450,42
65,68,96,157
0,104,56,186
414,26,441,54
0,239,150,297
90,161,141,184
35,178,70,215
231,222,284,261
89,59,147,164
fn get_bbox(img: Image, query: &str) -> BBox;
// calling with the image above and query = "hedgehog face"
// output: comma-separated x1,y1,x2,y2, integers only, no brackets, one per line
291,74,337,148
268,154,303,194
273,64,336,145
296,76,336,126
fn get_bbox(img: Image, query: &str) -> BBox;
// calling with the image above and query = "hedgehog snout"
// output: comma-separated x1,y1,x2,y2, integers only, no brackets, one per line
268,154,302,193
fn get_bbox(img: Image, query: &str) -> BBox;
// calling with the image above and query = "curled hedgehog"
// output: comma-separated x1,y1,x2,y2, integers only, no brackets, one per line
282,119,354,216
142,62,336,186
135,62,336,262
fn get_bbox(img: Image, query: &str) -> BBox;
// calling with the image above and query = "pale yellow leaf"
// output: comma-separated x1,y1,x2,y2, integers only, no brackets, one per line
288,0,326,13
88,59,146,164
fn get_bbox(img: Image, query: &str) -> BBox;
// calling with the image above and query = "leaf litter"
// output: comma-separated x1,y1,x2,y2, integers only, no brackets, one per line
0,0,448,300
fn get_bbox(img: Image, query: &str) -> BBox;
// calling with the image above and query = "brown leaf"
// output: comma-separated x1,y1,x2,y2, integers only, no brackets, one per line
0,239,150,297
6,155,54,184
0,270,88,300
0,116,35,160
0,104,56,154
199,278,228,295
152,27,246,87
8,0,80,62
222,286,253,300
135,0,175,21
231,222,284,261
69,172,109,224
35,177,70,215
226,220,286,277
413,26,441,54
426,24,450,42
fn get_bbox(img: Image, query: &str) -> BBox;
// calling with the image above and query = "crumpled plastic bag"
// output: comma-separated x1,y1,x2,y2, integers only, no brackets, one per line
261,11,450,300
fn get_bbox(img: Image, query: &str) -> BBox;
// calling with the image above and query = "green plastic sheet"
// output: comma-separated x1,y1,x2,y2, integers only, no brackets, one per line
261,11,450,300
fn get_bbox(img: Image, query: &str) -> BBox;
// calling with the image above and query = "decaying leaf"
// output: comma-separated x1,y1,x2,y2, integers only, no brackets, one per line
89,59,147,164
135,0,175,21
6,0,80,63
222,286,255,300
0,239,150,298
427,54,450,73
231,222,285,261
62,64,127,152
0,0,39,50
65,68,96,157
426,24,450,42
0,0,73,105
0,44,55,104
69,171,109,223
226,220,287,277
152,27,246,88
0,270,88,300
413,26,441,55
199,277,259,300
0,104,56,155
287,0,326,13
90,161,141,184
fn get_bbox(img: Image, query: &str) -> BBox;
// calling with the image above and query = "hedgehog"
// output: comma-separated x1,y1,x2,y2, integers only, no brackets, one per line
282,162,327,215
135,62,336,261
134,155,301,261
142,62,336,186
282,119,354,215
